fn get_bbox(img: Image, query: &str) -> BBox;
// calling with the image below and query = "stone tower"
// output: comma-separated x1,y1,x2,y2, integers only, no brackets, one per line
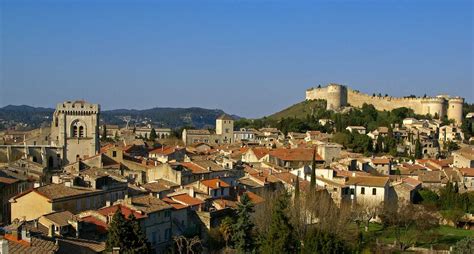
216,114,234,144
326,83,348,110
447,97,464,125
50,100,100,164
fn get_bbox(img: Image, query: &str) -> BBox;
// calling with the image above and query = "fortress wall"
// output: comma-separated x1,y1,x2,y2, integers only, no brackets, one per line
346,89,424,114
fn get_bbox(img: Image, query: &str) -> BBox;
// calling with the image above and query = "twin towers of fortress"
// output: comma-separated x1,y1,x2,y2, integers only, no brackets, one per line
306,83,465,125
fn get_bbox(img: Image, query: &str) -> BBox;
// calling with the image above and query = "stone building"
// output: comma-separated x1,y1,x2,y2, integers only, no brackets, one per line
306,83,464,124
0,100,100,169
50,100,100,164
182,114,234,146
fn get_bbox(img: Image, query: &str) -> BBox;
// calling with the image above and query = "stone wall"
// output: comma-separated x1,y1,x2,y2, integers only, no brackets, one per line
306,83,464,124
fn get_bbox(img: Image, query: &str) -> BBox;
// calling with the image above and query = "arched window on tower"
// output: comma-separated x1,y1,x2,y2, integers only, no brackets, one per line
73,126,78,137
79,126,84,137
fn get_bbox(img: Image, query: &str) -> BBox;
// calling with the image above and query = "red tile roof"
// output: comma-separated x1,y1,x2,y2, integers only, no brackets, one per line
97,204,147,219
169,193,204,207
459,168,474,177
201,178,230,190
269,148,323,162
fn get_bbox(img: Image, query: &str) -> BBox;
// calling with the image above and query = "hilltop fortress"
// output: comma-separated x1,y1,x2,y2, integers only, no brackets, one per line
306,83,464,124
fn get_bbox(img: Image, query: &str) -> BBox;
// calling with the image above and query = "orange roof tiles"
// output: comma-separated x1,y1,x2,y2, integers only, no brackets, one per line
269,148,323,162
459,168,474,177
345,176,389,187
200,178,230,190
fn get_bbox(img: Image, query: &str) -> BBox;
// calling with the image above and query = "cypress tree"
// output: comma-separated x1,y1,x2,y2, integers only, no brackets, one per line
101,125,107,141
149,128,157,140
261,193,299,254
414,132,422,159
106,209,130,251
310,148,316,189
128,213,152,254
233,193,255,253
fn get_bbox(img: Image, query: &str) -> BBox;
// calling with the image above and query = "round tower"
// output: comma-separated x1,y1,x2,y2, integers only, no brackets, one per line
421,97,446,119
326,83,347,111
447,97,464,125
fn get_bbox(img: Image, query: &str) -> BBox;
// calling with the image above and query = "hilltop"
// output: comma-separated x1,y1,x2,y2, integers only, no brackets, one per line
267,99,326,120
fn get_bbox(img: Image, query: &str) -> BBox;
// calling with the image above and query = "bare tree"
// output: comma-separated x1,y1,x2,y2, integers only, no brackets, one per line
173,235,202,254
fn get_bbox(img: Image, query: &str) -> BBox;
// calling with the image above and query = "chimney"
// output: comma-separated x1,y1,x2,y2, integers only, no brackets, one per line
0,239,8,254
106,200,111,207
216,181,221,188
189,188,195,198
33,220,38,229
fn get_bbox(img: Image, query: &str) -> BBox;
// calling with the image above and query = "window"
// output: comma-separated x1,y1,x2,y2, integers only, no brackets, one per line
73,126,78,137
112,151,117,157
372,188,377,195
361,187,365,195
350,188,354,195
79,126,84,137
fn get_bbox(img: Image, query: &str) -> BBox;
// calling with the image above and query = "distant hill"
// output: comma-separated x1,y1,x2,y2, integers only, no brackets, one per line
267,99,326,120
0,105,239,130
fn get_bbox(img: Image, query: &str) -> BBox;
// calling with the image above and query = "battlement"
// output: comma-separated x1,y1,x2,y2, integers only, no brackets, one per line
55,101,100,115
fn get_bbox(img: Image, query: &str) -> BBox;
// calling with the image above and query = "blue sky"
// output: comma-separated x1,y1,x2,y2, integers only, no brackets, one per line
1,0,472,118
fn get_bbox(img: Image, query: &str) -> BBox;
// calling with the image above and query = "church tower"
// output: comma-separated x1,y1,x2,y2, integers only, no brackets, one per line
50,100,100,164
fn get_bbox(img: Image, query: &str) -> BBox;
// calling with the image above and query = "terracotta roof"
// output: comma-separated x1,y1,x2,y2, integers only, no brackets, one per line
269,148,323,162
129,195,172,213
200,178,230,190
371,158,391,165
345,176,389,187
42,211,75,227
247,148,270,160
0,176,19,184
169,193,204,207
161,197,188,210
149,146,183,155
97,204,147,220
142,179,178,193
13,184,97,201
180,162,209,174
459,168,474,177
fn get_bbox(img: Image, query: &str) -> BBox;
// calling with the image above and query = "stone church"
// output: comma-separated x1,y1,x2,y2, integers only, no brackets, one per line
0,100,100,169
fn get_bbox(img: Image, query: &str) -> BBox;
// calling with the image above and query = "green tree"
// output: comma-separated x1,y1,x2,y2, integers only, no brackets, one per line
302,228,351,254
106,209,130,251
310,148,317,189
261,193,299,254
233,193,255,253
101,124,107,141
128,213,152,254
452,237,474,254
149,128,157,140
415,135,423,159
106,209,151,254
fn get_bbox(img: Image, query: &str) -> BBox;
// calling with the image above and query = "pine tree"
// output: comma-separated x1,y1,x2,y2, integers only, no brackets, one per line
310,148,316,189
149,128,157,140
261,193,299,254
233,193,255,253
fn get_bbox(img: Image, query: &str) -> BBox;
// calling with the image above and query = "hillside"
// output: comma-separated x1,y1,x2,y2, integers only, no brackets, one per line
267,99,326,120
0,105,239,130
